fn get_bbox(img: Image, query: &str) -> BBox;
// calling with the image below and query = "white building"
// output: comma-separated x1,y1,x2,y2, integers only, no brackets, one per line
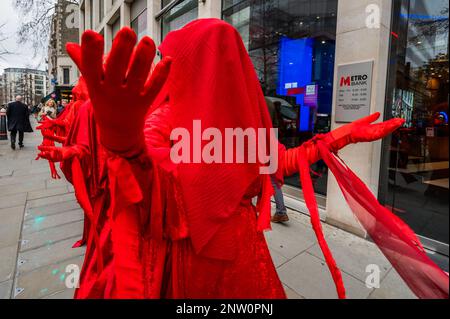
79,0,449,258
79,0,221,51
47,0,80,98
1,68,48,106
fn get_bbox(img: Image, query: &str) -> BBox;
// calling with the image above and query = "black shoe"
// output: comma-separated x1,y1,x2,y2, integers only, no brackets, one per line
19,144,24,149
11,144,16,150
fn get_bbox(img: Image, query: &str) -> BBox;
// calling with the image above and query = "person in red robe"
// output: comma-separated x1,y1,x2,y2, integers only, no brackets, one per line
38,19,448,299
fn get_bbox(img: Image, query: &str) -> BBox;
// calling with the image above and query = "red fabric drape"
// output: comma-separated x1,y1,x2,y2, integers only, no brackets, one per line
157,19,276,260
297,139,449,299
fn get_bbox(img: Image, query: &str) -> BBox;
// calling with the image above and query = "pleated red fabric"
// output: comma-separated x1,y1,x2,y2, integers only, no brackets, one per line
158,19,277,260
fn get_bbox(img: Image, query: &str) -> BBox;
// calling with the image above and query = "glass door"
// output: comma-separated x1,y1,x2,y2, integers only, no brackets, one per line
380,0,449,255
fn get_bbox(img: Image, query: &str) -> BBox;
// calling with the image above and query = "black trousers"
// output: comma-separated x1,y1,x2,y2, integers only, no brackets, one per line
10,130,24,146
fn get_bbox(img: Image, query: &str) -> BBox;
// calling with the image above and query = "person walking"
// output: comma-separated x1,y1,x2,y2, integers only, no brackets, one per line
265,97,289,223
7,95,32,150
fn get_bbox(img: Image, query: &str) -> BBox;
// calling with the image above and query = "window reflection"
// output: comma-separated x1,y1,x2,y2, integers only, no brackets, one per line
382,0,449,247
161,0,199,40
223,0,338,195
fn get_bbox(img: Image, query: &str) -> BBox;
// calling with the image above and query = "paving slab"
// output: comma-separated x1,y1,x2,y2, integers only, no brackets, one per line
27,187,70,200
13,166,54,177
46,178,70,189
22,209,83,235
283,284,304,299
21,220,84,252
307,227,392,282
0,180,47,197
277,252,373,299
368,268,417,299
0,206,24,249
0,193,27,210
0,245,18,283
14,255,83,299
45,288,76,299
17,238,85,275
269,249,289,268
264,214,317,260
0,171,50,187
26,192,76,209
25,201,81,221
0,280,13,299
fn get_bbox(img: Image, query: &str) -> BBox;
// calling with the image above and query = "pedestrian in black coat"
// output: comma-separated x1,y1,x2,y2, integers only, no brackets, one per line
6,96,33,150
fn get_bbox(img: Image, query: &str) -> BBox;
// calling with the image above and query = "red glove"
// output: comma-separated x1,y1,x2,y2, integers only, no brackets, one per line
37,145,86,163
41,130,66,144
66,27,172,156
282,113,405,176
37,118,66,131
325,112,405,153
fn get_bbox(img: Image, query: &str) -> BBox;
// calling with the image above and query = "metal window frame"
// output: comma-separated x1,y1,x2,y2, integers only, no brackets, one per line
155,0,183,21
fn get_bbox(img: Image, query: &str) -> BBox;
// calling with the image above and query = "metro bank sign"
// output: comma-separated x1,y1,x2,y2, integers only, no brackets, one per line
340,74,369,87
335,61,374,123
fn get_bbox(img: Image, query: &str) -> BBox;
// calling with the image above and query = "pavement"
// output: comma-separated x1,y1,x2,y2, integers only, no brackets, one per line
0,117,435,299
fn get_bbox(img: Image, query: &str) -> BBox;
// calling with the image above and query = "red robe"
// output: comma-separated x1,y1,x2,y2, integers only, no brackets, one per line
45,19,448,299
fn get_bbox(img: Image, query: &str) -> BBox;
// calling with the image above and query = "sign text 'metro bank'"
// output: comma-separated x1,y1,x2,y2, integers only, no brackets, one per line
335,61,374,123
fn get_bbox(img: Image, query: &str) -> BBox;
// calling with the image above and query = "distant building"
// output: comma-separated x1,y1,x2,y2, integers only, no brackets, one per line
47,0,80,101
0,68,48,106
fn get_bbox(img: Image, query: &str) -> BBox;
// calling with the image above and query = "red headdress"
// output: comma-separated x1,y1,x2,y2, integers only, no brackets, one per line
158,19,275,260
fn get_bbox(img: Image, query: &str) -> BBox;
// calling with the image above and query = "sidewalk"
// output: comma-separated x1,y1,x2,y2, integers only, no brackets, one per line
0,118,420,299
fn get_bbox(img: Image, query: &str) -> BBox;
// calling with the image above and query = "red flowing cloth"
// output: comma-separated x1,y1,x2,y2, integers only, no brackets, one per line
158,19,276,260
297,138,449,299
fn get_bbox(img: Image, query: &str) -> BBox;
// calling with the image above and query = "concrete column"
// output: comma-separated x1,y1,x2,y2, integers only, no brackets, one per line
104,24,113,53
84,0,92,30
147,0,162,47
79,7,85,40
105,0,113,12
325,0,392,237
92,0,99,30
198,0,222,19
120,2,132,28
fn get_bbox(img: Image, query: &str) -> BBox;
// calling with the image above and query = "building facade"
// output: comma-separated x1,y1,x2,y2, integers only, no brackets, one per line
48,0,80,101
79,0,449,256
0,68,48,106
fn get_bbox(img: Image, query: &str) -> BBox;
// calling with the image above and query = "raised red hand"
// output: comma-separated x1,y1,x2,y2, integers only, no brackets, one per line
66,28,172,156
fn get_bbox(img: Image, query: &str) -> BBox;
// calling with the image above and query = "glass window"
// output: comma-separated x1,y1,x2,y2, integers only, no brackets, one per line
161,0,198,40
380,0,449,249
131,9,148,41
223,0,338,196
63,68,70,85
89,0,94,29
99,0,104,24
112,18,121,40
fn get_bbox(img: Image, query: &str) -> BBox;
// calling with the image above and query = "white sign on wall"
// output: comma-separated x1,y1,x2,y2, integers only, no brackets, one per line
335,61,374,123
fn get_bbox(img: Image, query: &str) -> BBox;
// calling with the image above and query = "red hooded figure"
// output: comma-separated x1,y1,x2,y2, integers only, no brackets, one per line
38,19,448,299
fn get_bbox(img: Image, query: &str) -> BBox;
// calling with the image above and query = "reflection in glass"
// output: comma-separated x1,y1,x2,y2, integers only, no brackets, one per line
131,9,148,41
161,0,198,40
381,0,449,248
223,0,338,195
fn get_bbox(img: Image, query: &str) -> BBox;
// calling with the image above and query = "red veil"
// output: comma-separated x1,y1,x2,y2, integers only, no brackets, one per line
158,19,276,260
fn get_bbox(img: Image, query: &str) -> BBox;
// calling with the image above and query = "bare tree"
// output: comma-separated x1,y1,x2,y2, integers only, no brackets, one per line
0,23,12,60
12,0,79,59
